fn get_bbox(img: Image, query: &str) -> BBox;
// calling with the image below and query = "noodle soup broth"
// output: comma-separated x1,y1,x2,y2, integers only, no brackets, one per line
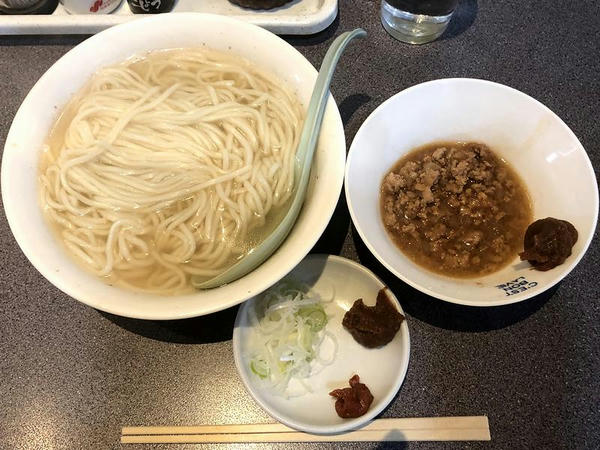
39,48,304,295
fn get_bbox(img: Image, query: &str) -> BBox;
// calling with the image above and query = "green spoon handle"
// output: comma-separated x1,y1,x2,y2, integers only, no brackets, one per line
193,29,366,289
295,28,368,169
285,29,368,248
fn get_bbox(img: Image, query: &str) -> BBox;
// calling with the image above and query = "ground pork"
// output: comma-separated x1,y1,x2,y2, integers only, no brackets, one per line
381,142,531,276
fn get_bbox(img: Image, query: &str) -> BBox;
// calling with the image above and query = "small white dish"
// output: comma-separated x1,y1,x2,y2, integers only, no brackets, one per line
345,78,599,307
232,254,410,434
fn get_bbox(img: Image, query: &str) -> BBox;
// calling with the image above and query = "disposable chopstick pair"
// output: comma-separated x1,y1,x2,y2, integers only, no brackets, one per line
121,416,490,443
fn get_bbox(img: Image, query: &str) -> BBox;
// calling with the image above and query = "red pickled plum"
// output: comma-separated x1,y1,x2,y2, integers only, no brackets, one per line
329,374,374,418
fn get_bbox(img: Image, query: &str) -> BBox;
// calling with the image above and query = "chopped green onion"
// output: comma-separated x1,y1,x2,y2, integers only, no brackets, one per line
246,279,337,396
250,359,269,379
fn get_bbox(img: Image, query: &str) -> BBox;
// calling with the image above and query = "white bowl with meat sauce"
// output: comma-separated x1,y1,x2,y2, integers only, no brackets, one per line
345,78,598,307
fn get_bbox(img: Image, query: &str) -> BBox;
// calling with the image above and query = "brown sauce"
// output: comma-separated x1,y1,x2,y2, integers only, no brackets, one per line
329,374,374,418
380,142,532,277
342,288,404,348
519,217,578,270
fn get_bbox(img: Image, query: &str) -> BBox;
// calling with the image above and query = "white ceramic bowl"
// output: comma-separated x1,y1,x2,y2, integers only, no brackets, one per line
345,78,598,307
1,14,346,320
233,255,410,434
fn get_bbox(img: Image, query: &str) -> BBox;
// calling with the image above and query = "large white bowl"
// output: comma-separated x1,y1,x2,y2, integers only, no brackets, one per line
1,14,346,320
345,78,598,307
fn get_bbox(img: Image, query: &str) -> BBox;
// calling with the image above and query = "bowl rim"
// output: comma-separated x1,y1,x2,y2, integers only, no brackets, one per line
1,13,346,320
232,254,411,434
345,77,599,307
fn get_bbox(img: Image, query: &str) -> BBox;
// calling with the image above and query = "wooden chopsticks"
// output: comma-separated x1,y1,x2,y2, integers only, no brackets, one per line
121,416,490,443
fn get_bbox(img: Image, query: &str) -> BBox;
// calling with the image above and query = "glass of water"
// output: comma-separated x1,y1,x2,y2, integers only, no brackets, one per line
381,0,459,44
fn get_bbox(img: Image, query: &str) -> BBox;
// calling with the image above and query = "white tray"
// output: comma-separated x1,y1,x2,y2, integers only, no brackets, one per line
0,0,337,35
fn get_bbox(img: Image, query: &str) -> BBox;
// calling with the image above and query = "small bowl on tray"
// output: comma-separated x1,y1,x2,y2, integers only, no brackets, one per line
233,254,410,434
0,13,346,320
345,78,598,307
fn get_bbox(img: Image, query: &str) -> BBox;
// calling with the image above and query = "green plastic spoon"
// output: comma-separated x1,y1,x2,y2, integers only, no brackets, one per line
193,28,367,290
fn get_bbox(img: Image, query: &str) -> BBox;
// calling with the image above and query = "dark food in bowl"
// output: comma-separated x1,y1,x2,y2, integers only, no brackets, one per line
342,288,404,348
329,374,374,418
0,0,58,14
229,0,292,9
127,0,175,13
381,142,532,277
519,218,578,271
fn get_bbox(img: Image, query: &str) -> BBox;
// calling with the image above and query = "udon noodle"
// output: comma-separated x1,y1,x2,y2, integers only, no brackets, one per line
40,49,303,295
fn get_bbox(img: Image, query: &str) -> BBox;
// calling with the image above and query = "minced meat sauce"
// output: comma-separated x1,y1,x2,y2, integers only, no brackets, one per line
380,142,532,277
342,288,404,348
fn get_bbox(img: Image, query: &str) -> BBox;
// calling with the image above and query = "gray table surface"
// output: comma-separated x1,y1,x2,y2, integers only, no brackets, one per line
1,1,599,449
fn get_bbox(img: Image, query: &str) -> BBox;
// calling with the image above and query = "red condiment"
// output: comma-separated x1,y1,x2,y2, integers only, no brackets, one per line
329,374,374,418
